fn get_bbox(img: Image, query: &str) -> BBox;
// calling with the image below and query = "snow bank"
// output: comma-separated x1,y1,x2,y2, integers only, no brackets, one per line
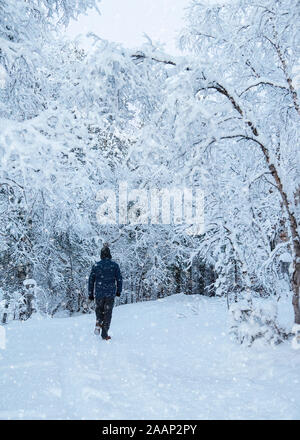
0,294,299,420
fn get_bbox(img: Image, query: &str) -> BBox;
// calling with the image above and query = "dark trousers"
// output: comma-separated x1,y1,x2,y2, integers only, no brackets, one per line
95,297,115,338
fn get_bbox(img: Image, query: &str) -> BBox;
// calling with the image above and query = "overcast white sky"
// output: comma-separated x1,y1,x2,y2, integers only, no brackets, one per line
66,0,191,55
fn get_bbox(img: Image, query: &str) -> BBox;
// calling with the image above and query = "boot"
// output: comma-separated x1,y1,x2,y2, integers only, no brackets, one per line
94,321,102,335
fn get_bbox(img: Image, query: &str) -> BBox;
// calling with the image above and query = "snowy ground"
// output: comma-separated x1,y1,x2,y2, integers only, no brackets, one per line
0,293,299,420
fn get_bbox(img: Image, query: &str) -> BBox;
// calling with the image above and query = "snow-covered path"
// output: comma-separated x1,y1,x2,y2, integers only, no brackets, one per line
0,294,299,420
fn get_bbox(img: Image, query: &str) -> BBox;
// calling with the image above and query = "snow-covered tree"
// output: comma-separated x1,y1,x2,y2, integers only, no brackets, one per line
176,0,300,329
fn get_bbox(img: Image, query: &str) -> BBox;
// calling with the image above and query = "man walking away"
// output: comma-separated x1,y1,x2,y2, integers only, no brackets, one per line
88,244,122,340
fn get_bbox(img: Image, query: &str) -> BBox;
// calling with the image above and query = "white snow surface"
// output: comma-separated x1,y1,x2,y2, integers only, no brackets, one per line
0,294,299,420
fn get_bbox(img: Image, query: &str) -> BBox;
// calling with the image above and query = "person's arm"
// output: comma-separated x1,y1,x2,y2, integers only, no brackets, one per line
88,265,96,300
115,264,123,297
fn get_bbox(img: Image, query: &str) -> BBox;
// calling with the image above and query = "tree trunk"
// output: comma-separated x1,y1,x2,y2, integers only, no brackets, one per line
292,241,300,324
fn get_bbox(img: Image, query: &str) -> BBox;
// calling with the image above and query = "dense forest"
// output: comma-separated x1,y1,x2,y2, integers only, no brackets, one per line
0,0,299,347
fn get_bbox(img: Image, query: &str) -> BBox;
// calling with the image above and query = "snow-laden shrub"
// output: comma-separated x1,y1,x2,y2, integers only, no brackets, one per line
229,298,289,346
0,290,25,323
0,279,42,323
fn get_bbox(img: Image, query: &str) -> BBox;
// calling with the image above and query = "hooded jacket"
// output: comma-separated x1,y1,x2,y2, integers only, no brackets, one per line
88,257,123,299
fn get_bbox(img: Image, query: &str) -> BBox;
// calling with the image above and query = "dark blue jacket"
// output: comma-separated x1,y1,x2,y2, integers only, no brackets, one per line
88,257,122,299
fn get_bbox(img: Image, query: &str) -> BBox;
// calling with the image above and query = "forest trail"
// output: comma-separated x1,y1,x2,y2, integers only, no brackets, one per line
0,294,299,420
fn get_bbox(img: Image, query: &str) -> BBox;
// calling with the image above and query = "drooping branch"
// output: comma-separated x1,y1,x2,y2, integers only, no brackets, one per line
264,31,300,117
131,52,177,67
199,83,259,136
239,81,289,96
131,53,258,135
